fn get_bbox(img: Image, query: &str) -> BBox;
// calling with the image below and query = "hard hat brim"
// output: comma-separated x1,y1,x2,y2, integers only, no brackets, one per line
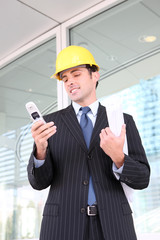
51,63,99,81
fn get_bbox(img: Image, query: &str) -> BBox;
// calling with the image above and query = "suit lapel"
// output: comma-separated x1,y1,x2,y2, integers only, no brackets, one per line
60,104,109,152
89,104,109,151
61,105,88,152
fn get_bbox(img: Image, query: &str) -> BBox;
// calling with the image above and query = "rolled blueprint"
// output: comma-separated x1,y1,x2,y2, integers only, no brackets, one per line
104,95,134,206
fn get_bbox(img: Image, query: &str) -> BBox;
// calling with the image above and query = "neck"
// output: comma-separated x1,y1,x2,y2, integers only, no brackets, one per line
76,97,97,107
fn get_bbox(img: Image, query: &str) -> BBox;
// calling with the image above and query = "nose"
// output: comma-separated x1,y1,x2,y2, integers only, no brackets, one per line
67,77,74,85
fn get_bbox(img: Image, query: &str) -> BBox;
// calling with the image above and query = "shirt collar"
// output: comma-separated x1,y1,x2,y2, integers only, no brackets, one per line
72,100,99,117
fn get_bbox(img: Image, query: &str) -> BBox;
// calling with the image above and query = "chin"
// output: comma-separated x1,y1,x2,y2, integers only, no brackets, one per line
70,96,80,102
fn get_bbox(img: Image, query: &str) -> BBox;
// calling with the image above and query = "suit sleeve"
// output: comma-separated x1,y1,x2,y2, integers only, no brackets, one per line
27,145,54,190
119,114,150,190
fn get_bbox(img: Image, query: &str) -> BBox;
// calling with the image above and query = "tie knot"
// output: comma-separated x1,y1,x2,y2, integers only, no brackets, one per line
81,106,91,115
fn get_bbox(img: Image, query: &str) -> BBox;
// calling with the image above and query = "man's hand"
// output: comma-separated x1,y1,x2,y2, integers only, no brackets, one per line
99,124,126,168
31,120,57,160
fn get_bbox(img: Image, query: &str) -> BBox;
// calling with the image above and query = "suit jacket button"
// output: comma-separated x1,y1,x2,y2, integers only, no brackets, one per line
81,208,86,214
88,154,92,160
83,180,89,185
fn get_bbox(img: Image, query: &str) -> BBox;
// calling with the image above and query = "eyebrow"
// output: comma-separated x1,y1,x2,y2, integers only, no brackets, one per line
70,69,82,74
61,68,83,79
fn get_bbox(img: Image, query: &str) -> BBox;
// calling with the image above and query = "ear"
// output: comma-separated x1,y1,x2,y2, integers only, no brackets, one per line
93,71,100,85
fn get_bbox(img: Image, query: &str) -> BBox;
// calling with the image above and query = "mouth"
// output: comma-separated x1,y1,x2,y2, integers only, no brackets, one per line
70,87,80,94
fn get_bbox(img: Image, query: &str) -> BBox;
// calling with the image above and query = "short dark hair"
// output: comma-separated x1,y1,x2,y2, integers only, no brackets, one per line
86,64,99,88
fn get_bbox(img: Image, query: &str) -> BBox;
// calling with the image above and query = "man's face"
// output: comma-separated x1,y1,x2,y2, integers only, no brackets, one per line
61,67,99,106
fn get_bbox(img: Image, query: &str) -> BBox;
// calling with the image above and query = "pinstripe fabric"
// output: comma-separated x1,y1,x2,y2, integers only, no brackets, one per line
27,103,150,240
84,215,104,240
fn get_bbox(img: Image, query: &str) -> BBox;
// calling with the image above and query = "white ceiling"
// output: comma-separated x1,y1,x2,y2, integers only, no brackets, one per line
0,0,104,61
0,0,160,134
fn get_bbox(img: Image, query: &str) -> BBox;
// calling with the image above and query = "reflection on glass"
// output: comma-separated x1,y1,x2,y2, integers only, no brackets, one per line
70,0,160,80
0,38,57,134
0,38,57,239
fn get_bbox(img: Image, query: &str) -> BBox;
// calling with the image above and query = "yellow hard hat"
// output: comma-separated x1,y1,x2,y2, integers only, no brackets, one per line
51,45,99,80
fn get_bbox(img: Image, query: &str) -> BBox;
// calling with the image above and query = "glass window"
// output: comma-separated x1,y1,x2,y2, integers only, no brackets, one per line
70,0,160,236
0,38,57,240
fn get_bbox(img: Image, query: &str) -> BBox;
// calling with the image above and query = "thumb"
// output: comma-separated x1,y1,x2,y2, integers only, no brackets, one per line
120,124,126,138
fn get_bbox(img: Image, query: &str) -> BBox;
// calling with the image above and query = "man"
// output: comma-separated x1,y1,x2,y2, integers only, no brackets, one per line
27,45,150,240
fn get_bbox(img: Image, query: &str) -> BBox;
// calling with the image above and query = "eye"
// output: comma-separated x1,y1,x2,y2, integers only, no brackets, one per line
62,77,68,83
73,72,81,77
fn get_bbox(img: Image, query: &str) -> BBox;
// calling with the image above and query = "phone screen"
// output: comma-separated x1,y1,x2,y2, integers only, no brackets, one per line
31,112,40,120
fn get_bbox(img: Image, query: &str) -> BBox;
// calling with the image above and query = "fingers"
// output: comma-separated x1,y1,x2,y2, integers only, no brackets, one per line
104,127,115,136
99,125,126,164
31,120,57,141
100,127,115,139
100,124,126,138
32,121,54,133
100,129,106,138
30,120,56,159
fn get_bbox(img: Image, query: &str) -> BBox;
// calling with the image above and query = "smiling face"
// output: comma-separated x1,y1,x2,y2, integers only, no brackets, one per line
61,66,100,106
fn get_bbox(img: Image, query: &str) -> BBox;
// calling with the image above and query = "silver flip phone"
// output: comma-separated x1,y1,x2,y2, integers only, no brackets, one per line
25,101,46,123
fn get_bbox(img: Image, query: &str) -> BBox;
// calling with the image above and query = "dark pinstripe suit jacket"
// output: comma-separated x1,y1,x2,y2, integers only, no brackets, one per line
27,103,150,240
